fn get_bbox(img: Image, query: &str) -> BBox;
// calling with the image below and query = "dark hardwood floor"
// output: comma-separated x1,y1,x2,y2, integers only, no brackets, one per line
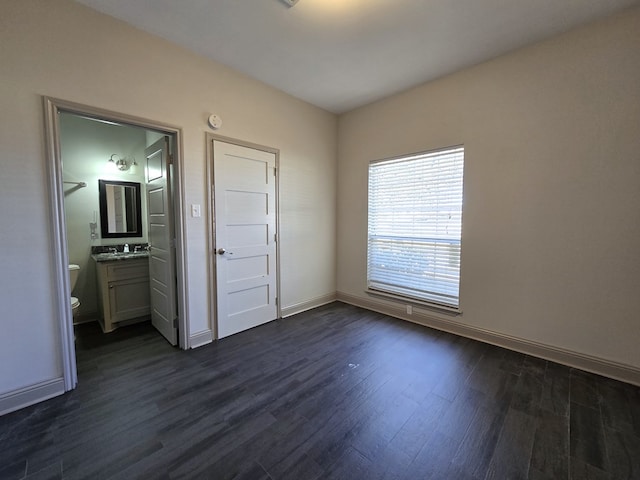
1,302,639,479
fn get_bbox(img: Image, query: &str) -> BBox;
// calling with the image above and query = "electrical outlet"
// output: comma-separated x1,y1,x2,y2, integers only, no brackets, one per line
406,305,412,315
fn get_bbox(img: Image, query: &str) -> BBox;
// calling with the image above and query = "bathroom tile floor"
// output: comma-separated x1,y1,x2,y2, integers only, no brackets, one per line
1,302,639,479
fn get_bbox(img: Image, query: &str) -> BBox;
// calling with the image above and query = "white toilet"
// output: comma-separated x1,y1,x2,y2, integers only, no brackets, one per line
68,264,81,318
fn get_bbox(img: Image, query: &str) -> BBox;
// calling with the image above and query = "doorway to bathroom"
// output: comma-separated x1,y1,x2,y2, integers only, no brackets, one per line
44,97,189,392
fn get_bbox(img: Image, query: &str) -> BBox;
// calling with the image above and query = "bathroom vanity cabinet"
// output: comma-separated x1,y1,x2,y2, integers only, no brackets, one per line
94,257,150,333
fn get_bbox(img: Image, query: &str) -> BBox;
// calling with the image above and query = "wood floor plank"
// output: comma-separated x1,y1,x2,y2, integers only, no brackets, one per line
405,431,478,480
485,408,537,480
23,461,63,480
603,427,640,480
539,361,570,417
450,404,508,478
350,391,419,461
598,378,636,435
627,384,640,437
323,446,374,480
387,392,451,463
0,458,26,480
570,369,601,407
569,457,611,480
530,410,570,479
465,361,519,414
510,371,544,416
569,401,608,471
167,411,277,479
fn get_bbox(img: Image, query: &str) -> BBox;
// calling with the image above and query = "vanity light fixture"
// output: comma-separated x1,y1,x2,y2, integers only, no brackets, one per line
128,158,138,175
108,154,134,172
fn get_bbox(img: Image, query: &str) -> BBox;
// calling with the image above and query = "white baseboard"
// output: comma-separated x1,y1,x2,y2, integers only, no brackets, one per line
337,291,640,387
281,293,338,318
190,329,213,349
0,378,65,416
190,292,338,346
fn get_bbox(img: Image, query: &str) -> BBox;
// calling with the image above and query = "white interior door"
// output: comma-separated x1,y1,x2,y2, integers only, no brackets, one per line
213,140,278,338
146,137,178,345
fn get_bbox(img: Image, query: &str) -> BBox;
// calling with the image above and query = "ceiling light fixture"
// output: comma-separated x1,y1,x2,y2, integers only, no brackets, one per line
281,0,300,7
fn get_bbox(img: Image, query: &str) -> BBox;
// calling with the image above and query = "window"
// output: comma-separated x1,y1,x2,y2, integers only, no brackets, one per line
367,146,465,310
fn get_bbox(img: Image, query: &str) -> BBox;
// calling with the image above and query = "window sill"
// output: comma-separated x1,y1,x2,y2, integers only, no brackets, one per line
366,288,462,315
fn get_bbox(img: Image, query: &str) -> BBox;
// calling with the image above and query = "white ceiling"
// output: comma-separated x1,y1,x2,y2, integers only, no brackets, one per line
75,0,639,114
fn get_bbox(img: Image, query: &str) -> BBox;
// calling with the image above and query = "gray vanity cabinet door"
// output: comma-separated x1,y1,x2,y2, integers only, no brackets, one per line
95,258,151,333
108,277,151,323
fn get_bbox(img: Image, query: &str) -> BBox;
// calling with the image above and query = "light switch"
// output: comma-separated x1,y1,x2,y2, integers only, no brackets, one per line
191,204,201,218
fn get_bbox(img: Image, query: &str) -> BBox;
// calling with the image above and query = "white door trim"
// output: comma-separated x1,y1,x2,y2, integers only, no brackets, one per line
206,133,282,339
43,96,191,392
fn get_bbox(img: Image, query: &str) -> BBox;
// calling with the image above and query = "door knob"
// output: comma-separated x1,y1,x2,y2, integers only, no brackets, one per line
217,248,226,255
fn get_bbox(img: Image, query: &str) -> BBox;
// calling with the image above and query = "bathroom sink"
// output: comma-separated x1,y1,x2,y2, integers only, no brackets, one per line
92,251,149,262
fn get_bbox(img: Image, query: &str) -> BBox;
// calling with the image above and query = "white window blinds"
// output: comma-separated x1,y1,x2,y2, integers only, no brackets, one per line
367,146,465,309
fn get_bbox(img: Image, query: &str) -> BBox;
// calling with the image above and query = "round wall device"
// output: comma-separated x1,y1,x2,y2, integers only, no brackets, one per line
208,114,222,130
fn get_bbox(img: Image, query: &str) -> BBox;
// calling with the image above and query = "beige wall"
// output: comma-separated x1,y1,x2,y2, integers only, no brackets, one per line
0,0,337,395
337,9,640,369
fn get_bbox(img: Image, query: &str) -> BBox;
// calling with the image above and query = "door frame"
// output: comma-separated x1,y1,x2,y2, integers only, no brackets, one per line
43,96,191,391
206,133,282,339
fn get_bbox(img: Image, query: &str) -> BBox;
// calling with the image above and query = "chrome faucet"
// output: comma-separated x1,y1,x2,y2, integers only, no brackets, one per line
134,245,143,253
108,247,118,254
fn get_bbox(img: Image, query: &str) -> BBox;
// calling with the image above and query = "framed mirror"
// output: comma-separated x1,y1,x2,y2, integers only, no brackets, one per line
98,179,143,238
